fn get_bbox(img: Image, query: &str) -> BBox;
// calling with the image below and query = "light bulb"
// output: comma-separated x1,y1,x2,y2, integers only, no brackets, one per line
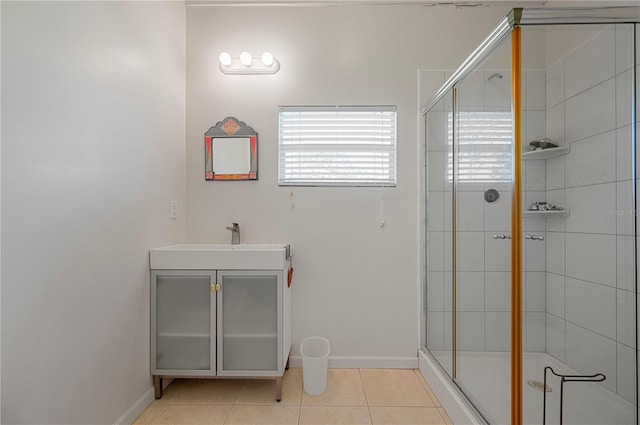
261,52,274,67
219,52,232,66
240,51,252,66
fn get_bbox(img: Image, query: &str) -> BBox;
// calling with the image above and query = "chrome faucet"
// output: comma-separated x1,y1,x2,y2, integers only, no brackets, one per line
226,223,240,245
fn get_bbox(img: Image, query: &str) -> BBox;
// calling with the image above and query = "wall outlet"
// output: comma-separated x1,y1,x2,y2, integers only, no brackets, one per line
170,201,178,219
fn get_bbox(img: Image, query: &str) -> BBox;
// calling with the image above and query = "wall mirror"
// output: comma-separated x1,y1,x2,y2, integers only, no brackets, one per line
205,117,258,180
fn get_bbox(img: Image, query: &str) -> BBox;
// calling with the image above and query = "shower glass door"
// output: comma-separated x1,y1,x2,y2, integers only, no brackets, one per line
453,32,514,422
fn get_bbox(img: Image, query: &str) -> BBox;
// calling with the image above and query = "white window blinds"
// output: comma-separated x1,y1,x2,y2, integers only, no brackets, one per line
278,106,397,186
448,110,513,182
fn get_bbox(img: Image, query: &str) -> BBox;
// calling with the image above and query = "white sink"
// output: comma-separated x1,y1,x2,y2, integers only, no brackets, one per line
150,244,290,270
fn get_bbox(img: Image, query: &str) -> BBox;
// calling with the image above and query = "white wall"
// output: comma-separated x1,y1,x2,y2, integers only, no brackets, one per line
1,2,186,424
186,4,510,366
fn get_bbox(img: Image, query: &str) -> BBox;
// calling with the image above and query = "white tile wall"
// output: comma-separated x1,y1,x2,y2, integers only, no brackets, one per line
524,234,546,272
617,235,635,293
566,233,616,287
426,191,444,232
426,272,445,311
617,342,636,403
484,191,511,232
426,312,445,350
485,232,511,271
458,72,484,111
525,272,545,312
457,232,485,271
616,179,635,236
565,131,616,188
616,125,633,182
485,312,509,351
547,313,566,362
565,183,616,234
565,78,616,143
565,322,617,392
427,231,444,271
485,70,511,109
525,160,546,191
525,70,546,111
546,59,564,109
545,190,566,232
485,271,510,312
458,312,485,351
457,272,485,312
565,277,616,339
546,273,565,318
525,110,546,145
564,27,615,99
616,289,636,348
617,68,634,129
616,24,635,74
545,155,565,191
426,110,449,153
457,191,485,231
546,231,565,275
427,152,446,192
526,312,546,352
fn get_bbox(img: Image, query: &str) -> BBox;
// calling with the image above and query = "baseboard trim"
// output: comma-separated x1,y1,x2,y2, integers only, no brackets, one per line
113,387,155,425
418,350,484,425
288,355,418,369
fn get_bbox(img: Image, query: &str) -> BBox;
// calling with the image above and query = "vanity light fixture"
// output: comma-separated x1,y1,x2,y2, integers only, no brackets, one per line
218,51,280,75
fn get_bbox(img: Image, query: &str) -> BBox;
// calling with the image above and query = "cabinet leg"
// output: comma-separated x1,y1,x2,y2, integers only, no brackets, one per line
154,376,163,399
275,376,283,402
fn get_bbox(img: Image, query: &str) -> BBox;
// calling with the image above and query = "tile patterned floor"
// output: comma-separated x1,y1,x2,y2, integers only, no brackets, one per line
133,368,453,425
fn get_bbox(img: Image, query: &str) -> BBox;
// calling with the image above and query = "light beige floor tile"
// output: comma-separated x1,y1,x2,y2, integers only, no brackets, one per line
302,369,367,406
235,368,302,405
437,407,453,425
133,403,166,424
157,379,244,404
361,369,435,407
299,406,372,425
413,370,441,407
370,407,446,425
225,405,300,425
150,404,231,424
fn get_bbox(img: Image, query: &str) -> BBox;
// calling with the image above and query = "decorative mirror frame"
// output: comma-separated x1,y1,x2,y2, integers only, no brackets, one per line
204,117,258,181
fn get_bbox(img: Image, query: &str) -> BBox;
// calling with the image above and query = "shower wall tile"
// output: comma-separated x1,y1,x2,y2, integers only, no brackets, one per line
566,233,616,287
524,217,545,233
427,231,444,271
617,236,635,293
426,312,445,350
616,289,636,348
458,312,485,351
617,342,636,403
457,232,485,271
457,191,485,231
616,179,635,236
564,27,615,99
427,152,446,192
485,272,510,312
616,69,634,128
526,312,546,352
485,312,509,352
426,272,445,312
524,234,546,272
546,313,566,362
616,24,635,74
525,110,546,146
565,322,617,392
565,78,616,143
546,59,564,109
484,191,511,232
546,272,565,318
525,159,546,191
545,103,565,147
426,191,444,232
525,272,545,312
458,272,485,312
458,72,484,110
565,131,616,188
525,69,546,111
616,125,633,182
545,156,565,191
545,190,566,232
485,70,511,109
546,231,565,275
444,232,453,272
565,277,616,339
484,232,510,271
426,110,449,152
565,183,616,234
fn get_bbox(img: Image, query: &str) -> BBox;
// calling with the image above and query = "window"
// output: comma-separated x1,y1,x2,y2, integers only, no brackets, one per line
448,110,513,183
278,106,397,186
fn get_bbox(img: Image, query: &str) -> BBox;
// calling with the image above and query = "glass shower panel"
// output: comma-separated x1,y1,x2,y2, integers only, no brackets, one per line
454,36,514,424
425,91,454,378
520,23,637,425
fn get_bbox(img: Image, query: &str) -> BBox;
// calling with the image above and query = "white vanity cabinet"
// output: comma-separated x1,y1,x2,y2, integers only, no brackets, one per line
149,244,291,401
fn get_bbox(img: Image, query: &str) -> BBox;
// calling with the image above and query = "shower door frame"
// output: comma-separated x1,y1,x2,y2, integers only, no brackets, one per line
422,7,640,425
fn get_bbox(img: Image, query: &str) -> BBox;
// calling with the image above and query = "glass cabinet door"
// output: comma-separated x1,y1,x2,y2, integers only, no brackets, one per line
218,271,280,375
152,271,214,373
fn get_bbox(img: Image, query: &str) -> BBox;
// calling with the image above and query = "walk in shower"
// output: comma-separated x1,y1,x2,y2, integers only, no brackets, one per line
422,7,639,425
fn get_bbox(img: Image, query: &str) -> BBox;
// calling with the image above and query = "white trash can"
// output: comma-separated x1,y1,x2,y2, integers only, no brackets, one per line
300,336,331,395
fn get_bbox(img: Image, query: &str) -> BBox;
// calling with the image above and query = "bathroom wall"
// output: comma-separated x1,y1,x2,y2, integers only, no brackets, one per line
1,2,186,424
542,24,639,400
186,4,511,366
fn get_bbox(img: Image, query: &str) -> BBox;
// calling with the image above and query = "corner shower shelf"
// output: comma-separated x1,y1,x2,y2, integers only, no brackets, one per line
523,208,570,218
522,146,570,160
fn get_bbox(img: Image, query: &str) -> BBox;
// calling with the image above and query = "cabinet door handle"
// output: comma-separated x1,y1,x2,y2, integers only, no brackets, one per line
215,283,221,292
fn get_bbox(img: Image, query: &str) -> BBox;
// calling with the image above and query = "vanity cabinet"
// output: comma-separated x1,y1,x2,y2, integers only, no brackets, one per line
150,255,291,401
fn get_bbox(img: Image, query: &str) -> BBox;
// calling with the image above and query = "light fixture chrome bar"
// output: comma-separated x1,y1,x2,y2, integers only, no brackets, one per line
423,13,514,113
219,59,280,75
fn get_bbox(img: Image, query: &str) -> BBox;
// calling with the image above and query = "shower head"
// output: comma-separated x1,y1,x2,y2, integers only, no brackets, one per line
488,73,503,81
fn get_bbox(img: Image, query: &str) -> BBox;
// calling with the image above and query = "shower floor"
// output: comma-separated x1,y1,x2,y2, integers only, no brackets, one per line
430,351,635,425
